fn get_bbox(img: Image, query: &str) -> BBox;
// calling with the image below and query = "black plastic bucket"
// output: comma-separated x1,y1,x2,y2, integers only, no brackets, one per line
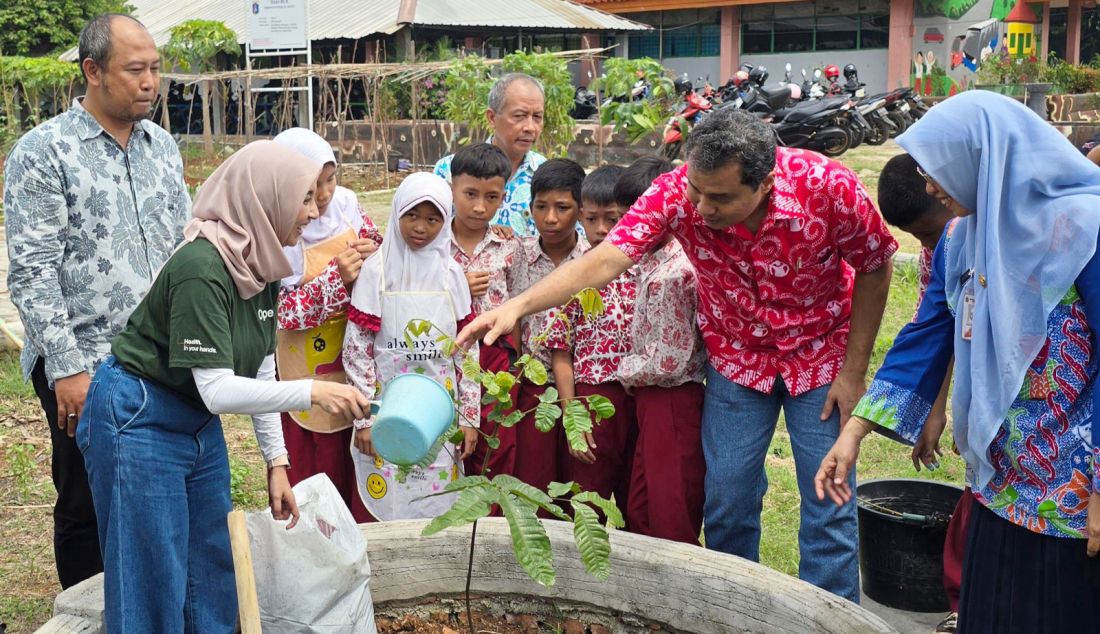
856,478,963,612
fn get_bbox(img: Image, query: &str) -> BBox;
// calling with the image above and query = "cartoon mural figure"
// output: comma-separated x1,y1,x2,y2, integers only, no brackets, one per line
1005,0,1039,58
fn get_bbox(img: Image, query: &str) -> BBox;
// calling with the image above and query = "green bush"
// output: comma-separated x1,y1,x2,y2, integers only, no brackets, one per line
0,55,81,128
591,57,676,144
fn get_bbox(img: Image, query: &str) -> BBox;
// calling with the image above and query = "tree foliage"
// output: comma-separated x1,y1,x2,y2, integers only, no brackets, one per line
161,19,239,73
0,0,131,57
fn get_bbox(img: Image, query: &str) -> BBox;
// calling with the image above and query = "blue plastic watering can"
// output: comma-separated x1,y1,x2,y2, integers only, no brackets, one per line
369,373,456,466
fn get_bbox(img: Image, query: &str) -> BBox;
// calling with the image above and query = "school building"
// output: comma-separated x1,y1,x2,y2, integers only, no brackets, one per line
578,0,1100,95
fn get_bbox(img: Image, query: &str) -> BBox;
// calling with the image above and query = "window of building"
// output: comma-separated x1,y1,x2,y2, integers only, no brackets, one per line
741,1,890,54
625,9,722,59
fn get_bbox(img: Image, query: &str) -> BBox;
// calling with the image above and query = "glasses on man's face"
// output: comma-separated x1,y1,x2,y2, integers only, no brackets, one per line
916,165,935,187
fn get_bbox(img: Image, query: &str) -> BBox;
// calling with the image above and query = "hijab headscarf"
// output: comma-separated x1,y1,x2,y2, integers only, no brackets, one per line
273,127,366,287
183,140,321,299
897,90,1100,489
350,172,472,318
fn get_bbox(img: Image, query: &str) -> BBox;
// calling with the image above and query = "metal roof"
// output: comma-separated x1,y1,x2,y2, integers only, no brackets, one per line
60,0,647,61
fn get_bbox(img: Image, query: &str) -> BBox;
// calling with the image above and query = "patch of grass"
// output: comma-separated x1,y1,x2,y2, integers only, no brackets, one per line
0,595,54,633
0,350,33,400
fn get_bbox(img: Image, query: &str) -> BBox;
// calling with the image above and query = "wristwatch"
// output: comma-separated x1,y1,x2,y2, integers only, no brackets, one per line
267,454,291,469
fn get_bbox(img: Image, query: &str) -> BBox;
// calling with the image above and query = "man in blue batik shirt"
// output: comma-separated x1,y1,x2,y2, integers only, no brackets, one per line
434,73,546,236
4,14,189,589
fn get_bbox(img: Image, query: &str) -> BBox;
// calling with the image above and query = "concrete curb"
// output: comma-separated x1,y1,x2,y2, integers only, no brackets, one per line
40,518,896,634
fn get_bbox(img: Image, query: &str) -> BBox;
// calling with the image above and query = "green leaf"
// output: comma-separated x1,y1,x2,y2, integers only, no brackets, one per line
494,371,517,395
421,484,499,535
497,492,556,586
480,373,502,396
547,481,581,498
538,386,560,404
585,394,615,421
535,402,562,433
492,474,570,521
462,350,484,378
499,410,525,428
570,501,613,580
631,112,653,128
523,359,549,385
514,354,533,369
486,435,501,449
575,288,605,319
562,400,593,452
572,491,625,529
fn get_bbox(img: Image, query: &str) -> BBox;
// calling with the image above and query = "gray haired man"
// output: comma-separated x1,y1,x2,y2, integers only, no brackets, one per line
3,13,189,588
434,72,546,235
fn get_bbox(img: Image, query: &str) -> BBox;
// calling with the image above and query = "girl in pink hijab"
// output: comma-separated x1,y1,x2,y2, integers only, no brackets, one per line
78,140,372,632
273,127,383,523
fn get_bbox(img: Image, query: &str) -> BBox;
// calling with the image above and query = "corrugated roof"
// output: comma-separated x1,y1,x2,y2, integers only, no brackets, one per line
413,0,650,30
60,0,646,61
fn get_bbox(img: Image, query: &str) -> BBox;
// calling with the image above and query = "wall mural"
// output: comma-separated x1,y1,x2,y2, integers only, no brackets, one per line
911,0,1041,96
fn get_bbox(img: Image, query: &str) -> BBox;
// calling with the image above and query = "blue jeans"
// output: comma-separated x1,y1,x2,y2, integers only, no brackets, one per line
77,357,236,632
701,365,859,603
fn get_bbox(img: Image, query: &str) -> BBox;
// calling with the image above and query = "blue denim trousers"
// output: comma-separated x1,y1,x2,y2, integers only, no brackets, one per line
701,365,860,603
77,356,236,632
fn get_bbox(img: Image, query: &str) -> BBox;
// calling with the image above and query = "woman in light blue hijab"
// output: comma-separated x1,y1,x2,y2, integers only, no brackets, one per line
815,90,1100,632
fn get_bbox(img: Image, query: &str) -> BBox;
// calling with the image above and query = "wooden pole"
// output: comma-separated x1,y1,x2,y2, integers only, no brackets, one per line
227,510,262,634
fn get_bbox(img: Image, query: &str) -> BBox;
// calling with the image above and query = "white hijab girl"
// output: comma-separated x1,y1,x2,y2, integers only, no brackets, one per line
345,172,479,521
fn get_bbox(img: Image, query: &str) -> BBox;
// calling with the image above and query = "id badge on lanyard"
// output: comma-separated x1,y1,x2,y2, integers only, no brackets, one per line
960,269,976,342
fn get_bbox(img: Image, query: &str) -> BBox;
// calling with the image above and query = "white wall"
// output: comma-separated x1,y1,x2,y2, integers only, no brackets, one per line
660,56,723,86
739,49,890,93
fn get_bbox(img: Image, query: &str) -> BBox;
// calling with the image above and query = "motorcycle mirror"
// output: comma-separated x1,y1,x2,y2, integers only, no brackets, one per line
785,63,792,72
814,69,822,79
801,68,807,78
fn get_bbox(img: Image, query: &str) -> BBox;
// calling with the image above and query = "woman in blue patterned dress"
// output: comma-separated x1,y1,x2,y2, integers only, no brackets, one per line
815,90,1100,632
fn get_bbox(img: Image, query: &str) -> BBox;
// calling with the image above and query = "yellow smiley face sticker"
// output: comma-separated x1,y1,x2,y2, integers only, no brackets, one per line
366,474,387,499
374,455,385,469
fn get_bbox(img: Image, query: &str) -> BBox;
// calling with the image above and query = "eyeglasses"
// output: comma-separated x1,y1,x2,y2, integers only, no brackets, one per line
916,165,935,187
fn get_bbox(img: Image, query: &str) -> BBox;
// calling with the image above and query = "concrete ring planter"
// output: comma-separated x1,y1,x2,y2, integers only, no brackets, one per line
39,518,896,633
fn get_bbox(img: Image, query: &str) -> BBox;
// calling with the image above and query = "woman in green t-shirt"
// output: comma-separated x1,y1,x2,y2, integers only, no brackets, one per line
77,140,373,633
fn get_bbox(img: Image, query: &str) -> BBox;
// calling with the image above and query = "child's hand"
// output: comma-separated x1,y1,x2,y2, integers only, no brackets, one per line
354,427,374,456
459,426,479,460
336,248,363,285
349,237,378,258
465,271,490,297
569,431,597,465
490,224,514,240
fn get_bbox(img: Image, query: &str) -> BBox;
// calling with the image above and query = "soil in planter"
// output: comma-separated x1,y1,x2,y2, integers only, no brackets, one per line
375,596,682,634
377,609,601,634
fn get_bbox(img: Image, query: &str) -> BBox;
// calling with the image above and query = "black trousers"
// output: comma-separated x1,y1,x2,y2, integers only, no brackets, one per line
958,497,1100,634
31,359,103,589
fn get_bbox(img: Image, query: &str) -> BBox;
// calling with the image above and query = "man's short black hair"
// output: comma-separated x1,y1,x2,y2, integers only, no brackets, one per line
581,164,625,206
878,153,941,228
450,143,512,182
78,13,144,81
614,155,673,208
532,158,585,207
685,107,776,189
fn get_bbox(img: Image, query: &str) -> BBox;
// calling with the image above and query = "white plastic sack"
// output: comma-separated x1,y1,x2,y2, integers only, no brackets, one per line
246,474,377,633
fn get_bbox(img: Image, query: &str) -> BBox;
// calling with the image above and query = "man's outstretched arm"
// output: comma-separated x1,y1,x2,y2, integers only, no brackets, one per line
456,241,635,349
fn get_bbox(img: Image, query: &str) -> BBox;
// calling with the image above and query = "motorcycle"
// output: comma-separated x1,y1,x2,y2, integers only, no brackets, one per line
660,77,714,160
570,85,599,120
769,96,853,157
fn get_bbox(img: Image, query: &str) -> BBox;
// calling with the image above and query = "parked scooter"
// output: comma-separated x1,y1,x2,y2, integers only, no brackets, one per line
570,85,599,120
660,76,714,160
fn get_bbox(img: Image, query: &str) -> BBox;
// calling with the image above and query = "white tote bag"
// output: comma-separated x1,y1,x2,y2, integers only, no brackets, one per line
246,474,377,633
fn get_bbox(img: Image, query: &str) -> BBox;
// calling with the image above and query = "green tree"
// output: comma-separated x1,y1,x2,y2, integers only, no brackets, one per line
161,19,239,151
0,0,130,57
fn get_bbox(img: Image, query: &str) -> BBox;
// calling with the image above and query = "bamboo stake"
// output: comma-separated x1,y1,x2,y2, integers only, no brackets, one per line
227,510,262,634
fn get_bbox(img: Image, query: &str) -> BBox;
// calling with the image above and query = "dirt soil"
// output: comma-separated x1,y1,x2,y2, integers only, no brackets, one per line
376,609,648,634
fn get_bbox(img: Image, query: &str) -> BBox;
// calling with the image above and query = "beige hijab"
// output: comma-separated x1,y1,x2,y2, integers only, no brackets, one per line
183,140,322,299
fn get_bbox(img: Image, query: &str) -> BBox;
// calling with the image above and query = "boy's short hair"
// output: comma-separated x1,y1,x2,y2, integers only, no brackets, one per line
581,164,626,206
532,158,585,207
878,153,940,228
614,155,673,208
450,143,512,182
